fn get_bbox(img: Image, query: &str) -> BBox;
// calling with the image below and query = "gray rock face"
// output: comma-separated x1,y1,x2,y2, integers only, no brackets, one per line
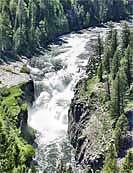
19,80,35,145
21,80,35,106
68,80,113,172
0,59,31,87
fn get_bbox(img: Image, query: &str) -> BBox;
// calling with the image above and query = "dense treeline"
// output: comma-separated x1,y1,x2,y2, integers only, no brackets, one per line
95,22,133,173
0,85,35,173
0,0,130,58
54,22,133,173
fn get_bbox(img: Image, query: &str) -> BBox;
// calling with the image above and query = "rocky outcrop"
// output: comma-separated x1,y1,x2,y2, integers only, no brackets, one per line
19,80,35,144
68,78,113,172
68,80,133,172
0,59,31,87
20,80,35,105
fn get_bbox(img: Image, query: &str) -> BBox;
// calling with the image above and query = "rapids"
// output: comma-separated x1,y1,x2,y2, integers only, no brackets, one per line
28,26,111,172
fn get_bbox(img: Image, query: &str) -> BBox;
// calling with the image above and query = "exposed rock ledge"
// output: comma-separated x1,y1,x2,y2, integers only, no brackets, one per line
0,58,30,87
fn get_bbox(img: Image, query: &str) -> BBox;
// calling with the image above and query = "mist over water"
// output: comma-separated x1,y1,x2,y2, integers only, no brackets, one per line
28,27,107,172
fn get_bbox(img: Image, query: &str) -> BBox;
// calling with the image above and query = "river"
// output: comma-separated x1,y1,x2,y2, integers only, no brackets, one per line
28,25,117,173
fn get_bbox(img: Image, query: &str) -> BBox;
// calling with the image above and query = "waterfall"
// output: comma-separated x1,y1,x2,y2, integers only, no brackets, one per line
28,27,108,172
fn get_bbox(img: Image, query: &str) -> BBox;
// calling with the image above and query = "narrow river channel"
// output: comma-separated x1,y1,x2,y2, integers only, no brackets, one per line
28,26,111,172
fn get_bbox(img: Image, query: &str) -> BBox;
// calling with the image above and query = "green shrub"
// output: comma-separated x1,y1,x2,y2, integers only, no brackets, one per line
121,150,133,173
0,87,10,97
114,114,128,153
21,104,28,111
20,65,30,74
102,143,117,173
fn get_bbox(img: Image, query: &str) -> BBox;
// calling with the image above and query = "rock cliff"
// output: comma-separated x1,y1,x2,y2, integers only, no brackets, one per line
68,77,113,172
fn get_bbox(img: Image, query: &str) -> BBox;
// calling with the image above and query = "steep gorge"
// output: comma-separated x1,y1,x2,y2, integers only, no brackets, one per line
0,0,133,172
0,21,132,173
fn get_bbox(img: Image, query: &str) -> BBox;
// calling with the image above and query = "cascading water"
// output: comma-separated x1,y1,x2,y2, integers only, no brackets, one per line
28,27,108,172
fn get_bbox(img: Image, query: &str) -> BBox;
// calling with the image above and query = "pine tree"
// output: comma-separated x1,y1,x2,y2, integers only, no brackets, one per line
0,12,13,52
121,150,133,173
28,26,39,53
111,70,128,119
9,0,17,27
111,73,121,119
103,46,111,74
15,0,28,30
111,29,117,58
123,46,133,88
98,62,103,82
13,25,28,55
129,31,133,49
95,34,103,59
119,68,128,110
121,22,130,49
111,49,121,80
114,114,128,153
106,22,114,43
106,74,110,96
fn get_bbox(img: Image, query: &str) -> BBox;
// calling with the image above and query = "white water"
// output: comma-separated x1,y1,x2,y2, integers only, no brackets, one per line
28,27,107,172
29,34,87,139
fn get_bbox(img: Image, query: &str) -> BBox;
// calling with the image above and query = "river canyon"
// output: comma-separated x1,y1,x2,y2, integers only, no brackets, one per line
28,22,132,173
27,26,109,172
